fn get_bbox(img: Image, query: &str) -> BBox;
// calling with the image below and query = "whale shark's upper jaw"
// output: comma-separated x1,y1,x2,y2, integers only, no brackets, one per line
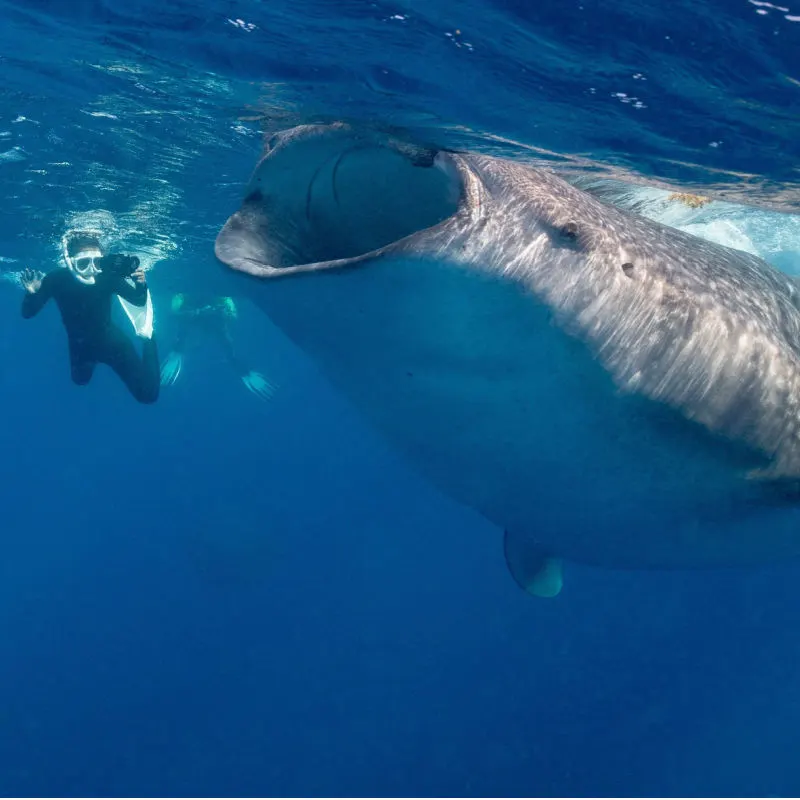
214,124,467,279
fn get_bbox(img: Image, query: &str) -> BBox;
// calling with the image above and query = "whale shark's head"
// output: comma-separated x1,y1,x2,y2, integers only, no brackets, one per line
215,123,468,278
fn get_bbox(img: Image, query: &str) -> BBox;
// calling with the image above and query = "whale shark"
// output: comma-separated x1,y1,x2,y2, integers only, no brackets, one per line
215,121,800,597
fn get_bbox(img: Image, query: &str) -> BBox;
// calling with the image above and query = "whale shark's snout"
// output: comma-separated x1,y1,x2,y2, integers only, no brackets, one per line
216,124,465,278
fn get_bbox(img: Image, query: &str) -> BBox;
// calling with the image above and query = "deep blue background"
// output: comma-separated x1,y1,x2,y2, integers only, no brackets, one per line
0,0,800,796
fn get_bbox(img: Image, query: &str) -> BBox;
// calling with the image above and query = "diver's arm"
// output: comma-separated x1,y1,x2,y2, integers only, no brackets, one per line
21,270,56,318
113,274,148,307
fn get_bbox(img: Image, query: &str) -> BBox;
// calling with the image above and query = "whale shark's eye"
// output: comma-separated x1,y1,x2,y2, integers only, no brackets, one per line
561,222,578,240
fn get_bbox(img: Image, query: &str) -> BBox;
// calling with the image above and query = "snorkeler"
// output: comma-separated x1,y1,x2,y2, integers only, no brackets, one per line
20,232,160,404
160,292,275,401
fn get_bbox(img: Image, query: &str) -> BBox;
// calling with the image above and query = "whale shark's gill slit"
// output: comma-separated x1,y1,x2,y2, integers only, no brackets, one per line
305,163,325,223
307,147,362,221
330,149,349,208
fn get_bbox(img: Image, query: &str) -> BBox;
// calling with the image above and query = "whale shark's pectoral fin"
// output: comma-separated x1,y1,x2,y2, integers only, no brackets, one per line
503,530,564,598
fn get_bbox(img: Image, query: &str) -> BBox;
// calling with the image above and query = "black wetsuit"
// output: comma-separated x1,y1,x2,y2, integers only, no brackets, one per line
21,269,160,404
172,301,247,376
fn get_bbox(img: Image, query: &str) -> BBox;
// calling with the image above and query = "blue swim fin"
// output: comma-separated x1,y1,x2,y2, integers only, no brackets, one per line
241,370,276,401
160,351,183,386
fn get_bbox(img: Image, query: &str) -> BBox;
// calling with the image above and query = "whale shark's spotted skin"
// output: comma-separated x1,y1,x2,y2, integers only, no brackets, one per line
216,122,800,596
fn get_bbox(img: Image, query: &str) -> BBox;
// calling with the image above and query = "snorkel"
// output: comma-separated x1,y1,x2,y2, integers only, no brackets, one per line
61,230,105,285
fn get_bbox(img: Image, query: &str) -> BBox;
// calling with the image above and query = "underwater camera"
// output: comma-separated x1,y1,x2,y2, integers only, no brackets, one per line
98,253,140,277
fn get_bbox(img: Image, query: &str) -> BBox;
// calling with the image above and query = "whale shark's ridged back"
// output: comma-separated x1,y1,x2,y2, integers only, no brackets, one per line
216,122,800,477
472,159,800,476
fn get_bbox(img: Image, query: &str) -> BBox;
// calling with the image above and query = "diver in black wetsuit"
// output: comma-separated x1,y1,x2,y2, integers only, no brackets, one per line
20,233,160,404
160,292,275,401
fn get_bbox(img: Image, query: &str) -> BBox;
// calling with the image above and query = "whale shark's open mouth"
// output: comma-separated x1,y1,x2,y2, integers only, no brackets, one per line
215,125,464,278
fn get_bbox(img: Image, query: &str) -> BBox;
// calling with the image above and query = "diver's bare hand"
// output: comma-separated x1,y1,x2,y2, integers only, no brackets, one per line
21,268,43,294
132,267,146,284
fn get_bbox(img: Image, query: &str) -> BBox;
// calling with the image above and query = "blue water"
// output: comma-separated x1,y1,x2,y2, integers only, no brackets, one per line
1,0,800,796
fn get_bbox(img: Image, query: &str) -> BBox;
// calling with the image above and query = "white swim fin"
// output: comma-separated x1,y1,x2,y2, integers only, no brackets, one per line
118,286,154,340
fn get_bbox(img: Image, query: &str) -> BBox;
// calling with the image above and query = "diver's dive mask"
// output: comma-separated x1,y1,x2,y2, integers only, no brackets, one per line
66,248,103,285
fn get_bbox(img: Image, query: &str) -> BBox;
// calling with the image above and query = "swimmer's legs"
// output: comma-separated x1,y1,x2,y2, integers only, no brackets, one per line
160,320,187,386
101,324,160,404
69,346,96,386
217,322,275,401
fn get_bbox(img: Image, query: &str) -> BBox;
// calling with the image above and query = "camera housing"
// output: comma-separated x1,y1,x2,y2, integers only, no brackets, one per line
98,253,140,277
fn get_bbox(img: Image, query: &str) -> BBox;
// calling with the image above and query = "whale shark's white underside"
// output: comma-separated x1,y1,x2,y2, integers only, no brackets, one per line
215,122,800,597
